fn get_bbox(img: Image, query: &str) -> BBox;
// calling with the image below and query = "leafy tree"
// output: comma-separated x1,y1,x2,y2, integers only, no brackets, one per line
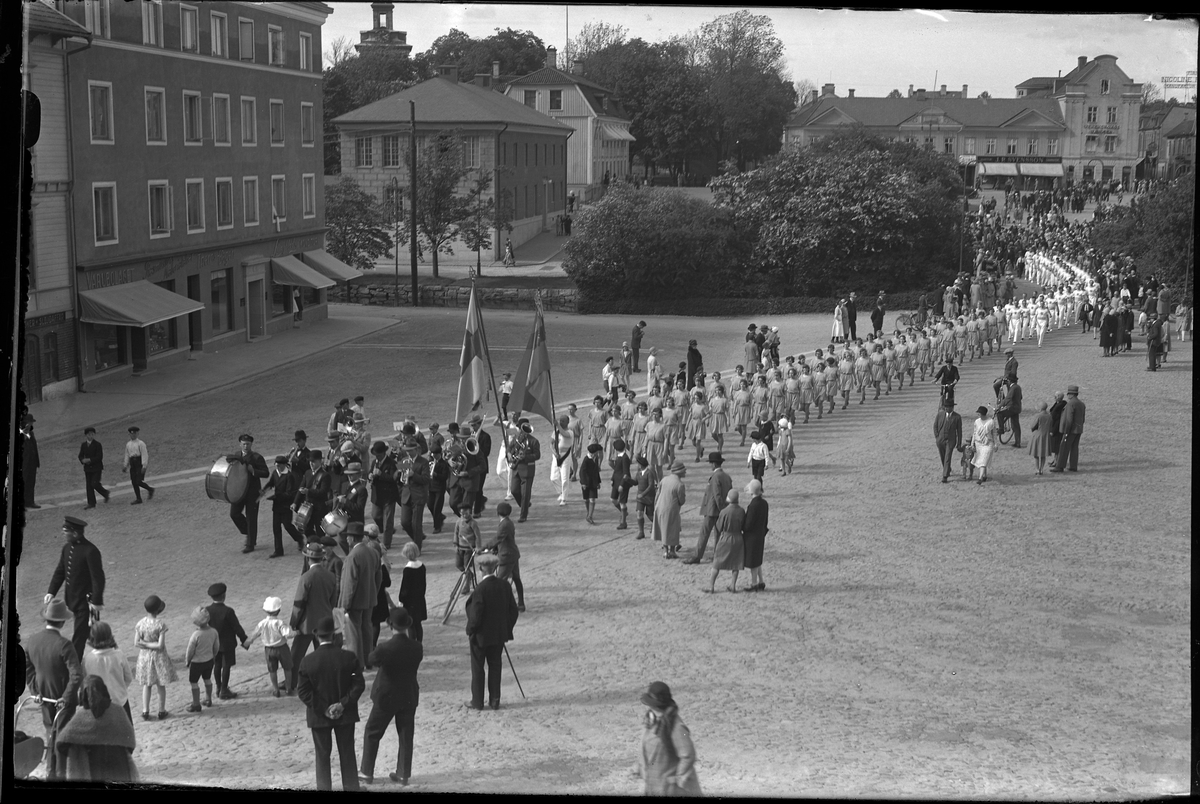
325,175,394,272
886,88,903,99
977,91,992,99
1090,179,1195,293
457,168,515,276
415,28,545,79
565,21,628,64
323,48,423,173
411,131,481,279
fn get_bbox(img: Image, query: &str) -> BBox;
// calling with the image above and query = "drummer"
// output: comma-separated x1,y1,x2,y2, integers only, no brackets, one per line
335,462,368,554
287,430,310,476
229,434,270,555
293,450,332,541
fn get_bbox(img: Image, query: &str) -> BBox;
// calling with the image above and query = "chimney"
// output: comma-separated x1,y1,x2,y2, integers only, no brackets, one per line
908,84,914,98
914,88,927,100
809,89,818,105
492,60,500,79
962,84,968,96
847,88,855,98
474,73,491,88
1078,55,1087,69
940,84,947,96
546,46,556,70
821,82,835,97
572,58,585,76
436,64,459,83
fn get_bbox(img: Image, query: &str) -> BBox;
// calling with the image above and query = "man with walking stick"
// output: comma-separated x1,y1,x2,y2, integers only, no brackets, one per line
464,553,519,711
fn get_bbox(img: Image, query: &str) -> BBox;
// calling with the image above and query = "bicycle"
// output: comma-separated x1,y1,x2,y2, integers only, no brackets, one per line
993,400,1014,444
14,694,67,779
894,311,919,330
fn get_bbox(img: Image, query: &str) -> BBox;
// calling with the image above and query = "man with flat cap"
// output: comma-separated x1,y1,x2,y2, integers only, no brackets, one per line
25,597,83,778
508,418,541,523
228,434,271,553
291,540,340,673
682,453,732,564
933,398,964,483
296,615,364,792
464,553,519,711
359,608,423,786
46,516,105,662
123,425,155,504
78,427,111,508
264,454,304,556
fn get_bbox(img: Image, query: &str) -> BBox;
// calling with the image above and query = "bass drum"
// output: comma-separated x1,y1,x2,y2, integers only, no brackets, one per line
206,456,249,505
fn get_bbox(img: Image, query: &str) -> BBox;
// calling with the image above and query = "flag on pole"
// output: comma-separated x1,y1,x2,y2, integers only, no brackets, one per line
455,284,491,423
511,295,555,427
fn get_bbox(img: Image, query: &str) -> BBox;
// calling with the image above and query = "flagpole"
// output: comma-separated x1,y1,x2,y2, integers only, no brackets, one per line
471,270,514,457
536,289,560,439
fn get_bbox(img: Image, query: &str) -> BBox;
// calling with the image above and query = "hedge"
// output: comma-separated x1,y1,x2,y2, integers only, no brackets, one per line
578,291,928,317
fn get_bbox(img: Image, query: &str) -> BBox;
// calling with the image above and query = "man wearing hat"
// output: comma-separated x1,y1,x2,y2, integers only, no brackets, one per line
296,615,365,792
653,460,688,558
933,398,964,483
294,450,333,541
682,453,732,564
264,454,304,556
994,348,1018,400
464,553,519,711
288,430,310,475
398,438,430,548
291,540,340,671
229,434,271,554
359,608,423,785
78,427,111,508
25,597,83,778
933,356,960,404
468,414,492,517
368,440,400,548
328,399,353,436
336,461,370,552
638,681,702,796
19,413,40,509
339,521,382,670
123,426,155,504
508,418,541,523
46,516,106,662
1050,385,1086,473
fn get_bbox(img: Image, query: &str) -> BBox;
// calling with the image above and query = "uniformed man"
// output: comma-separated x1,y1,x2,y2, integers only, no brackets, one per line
294,450,333,541
508,419,541,523
45,516,105,662
229,434,271,554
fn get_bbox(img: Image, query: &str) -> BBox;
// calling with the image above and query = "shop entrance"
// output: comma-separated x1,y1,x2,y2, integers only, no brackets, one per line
248,279,265,339
187,274,202,351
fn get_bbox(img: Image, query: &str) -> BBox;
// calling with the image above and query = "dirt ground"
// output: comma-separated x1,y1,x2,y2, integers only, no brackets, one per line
13,308,1191,796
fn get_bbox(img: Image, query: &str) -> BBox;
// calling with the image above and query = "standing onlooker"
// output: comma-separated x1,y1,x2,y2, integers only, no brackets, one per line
933,399,963,483
183,606,219,711
291,541,339,672
652,460,688,559
1048,390,1067,468
296,616,365,792
741,480,769,592
83,621,134,721
998,377,1023,449
123,426,155,504
53,676,138,783
499,373,514,420
485,502,525,613
20,413,40,509
25,598,83,778
1146,315,1164,371
133,595,177,720
682,453,730,565
464,554,519,711
359,608,423,786
685,341,703,390
846,292,859,341
1051,385,1086,472
1028,401,1053,475
78,427,111,508
705,490,745,594
340,522,382,670
397,542,427,643
870,298,886,337
637,681,702,796
631,320,646,372
205,583,248,700
1175,301,1191,342
46,515,106,662
245,597,294,697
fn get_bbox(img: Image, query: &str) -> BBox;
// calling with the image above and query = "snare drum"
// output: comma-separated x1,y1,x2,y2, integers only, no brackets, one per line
293,501,313,530
206,456,249,505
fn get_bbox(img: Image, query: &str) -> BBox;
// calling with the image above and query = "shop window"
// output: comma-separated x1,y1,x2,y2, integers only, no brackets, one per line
149,281,178,353
303,287,321,307
44,332,60,382
92,324,125,371
239,18,254,61
210,268,232,332
271,281,291,317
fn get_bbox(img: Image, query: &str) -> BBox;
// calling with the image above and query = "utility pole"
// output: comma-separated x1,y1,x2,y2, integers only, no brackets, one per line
409,100,419,307
391,176,401,306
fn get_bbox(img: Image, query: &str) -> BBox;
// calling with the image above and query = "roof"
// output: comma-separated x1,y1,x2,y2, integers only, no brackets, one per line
1016,77,1057,88
506,66,631,120
332,76,574,133
25,1,92,41
1164,118,1196,138
787,96,1065,130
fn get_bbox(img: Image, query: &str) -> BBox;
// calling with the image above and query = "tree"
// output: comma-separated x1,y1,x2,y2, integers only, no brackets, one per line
795,78,817,104
457,167,515,276
886,88,903,99
323,47,422,173
415,28,546,79
326,35,353,68
411,131,480,279
1090,179,1195,292
565,21,628,64
1142,81,1164,106
324,175,394,272
977,91,992,99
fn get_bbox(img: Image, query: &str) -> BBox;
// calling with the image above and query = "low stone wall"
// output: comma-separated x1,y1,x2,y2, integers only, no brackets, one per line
330,283,579,312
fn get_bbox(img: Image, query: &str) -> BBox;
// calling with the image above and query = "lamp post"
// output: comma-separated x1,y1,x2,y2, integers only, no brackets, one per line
409,100,419,307
390,176,401,306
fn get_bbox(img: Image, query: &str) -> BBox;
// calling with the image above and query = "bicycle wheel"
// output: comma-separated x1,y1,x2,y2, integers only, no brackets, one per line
997,419,1013,444
894,314,910,331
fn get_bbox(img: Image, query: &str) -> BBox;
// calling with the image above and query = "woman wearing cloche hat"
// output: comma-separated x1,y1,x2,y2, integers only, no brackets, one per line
637,681,702,796
651,460,687,558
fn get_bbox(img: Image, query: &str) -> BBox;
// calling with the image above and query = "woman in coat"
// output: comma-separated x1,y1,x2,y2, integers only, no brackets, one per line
652,460,687,559
1027,400,1053,475
970,406,998,485
1099,306,1119,356
638,681,701,797
741,480,769,591
55,676,138,783
685,340,703,390
705,489,745,594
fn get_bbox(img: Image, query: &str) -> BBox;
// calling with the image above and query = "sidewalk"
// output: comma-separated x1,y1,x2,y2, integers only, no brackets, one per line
366,228,570,282
28,306,404,443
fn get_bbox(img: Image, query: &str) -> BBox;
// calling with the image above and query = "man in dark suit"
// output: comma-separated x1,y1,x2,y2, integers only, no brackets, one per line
263,455,304,557
229,434,271,554
997,377,1023,448
993,348,1018,400
368,440,400,548
291,541,339,676
77,427,110,508
46,516,105,662
25,597,82,779
1048,391,1067,468
846,292,859,341
608,438,633,530
682,452,732,564
465,553,519,711
1050,385,1086,473
21,413,40,509
296,615,364,792
294,450,333,541
339,522,381,670
359,608,423,786
469,414,492,516
508,419,541,523
398,438,430,548
933,399,963,483
631,320,646,372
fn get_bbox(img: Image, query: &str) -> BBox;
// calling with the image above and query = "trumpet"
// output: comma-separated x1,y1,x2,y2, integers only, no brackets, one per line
397,453,415,485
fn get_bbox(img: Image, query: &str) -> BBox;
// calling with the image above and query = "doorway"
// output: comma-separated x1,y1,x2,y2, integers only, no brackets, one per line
23,334,41,402
187,274,202,351
248,279,265,339
131,327,148,372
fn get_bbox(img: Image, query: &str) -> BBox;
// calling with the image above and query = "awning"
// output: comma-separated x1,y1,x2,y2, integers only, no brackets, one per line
957,155,977,165
78,281,204,327
300,249,361,283
977,162,1019,176
270,255,335,289
1019,163,1064,177
601,124,635,142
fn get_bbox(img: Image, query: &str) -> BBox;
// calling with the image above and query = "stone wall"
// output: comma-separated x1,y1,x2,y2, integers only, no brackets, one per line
330,283,579,312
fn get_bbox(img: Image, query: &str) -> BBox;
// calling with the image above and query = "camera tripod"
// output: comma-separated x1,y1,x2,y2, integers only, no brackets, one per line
442,549,481,624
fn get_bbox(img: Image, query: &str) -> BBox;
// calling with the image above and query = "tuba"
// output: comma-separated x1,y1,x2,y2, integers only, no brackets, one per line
397,453,415,484
464,436,480,456
506,435,527,467
447,438,468,474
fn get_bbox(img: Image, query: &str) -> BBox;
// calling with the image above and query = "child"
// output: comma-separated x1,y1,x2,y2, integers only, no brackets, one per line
634,454,656,540
454,509,481,573
206,582,249,700
184,606,220,711
747,431,770,488
499,373,514,419
486,502,525,612
245,597,293,697
83,621,135,722
777,418,795,476
133,594,177,720
579,442,603,525
397,541,427,643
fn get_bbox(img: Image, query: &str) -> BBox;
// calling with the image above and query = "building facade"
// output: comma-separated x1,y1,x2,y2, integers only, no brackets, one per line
504,49,634,203
51,0,347,389
1138,104,1196,180
333,66,572,256
1163,118,1195,179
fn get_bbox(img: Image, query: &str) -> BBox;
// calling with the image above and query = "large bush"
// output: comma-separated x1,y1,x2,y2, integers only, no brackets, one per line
1089,179,1195,298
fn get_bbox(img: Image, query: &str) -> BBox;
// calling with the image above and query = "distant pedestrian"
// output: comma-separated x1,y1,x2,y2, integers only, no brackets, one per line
122,426,154,504
503,239,516,268
245,597,294,697
464,553,519,711
397,542,427,643
46,515,106,662
562,212,573,235
1028,401,1053,475
359,608,423,786
499,373,513,419
83,621,134,722
631,320,646,372
20,413,40,509
637,681,702,796
205,582,248,700
183,606,219,711
78,427,111,508
133,595,177,720
296,615,365,792
705,490,745,594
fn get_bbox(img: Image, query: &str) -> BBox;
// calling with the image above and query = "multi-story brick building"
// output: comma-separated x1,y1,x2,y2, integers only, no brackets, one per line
49,0,349,388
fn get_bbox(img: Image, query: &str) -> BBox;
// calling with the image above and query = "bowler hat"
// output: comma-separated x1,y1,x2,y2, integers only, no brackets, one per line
63,515,87,534
469,414,483,425
313,615,336,637
943,398,956,407
707,452,724,464
388,608,413,630
295,430,308,441
345,521,365,538
309,449,324,460
23,414,36,425
1067,385,1079,394
207,583,227,598
371,440,388,454
640,681,675,709
43,598,71,622
345,462,363,474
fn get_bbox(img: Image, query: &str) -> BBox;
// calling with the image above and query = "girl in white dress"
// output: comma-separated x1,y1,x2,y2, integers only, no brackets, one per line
970,406,998,485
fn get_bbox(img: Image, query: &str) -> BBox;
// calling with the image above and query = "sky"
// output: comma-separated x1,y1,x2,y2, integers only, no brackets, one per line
321,5,1198,100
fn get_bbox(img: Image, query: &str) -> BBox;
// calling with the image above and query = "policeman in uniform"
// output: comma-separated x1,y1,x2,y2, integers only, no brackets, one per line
45,516,105,662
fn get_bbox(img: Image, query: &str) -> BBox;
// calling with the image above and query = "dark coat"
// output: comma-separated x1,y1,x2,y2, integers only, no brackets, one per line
264,468,302,511
511,434,540,480
699,468,732,517
78,439,104,473
292,563,339,635
48,537,105,610
206,602,248,656
369,452,400,506
465,574,519,647
1049,398,1067,436
845,298,858,322
296,642,364,728
485,517,520,564
934,410,963,449
685,347,703,389
23,430,39,473
609,453,632,490
25,627,82,706
339,542,381,612
366,633,422,711
296,466,333,508
428,457,450,495
398,564,427,622
400,455,431,505
578,456,601,490
227,449,270,501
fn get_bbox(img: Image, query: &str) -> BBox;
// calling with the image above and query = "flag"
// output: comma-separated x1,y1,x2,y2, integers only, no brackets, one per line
511,298,555,428
455,284,491,423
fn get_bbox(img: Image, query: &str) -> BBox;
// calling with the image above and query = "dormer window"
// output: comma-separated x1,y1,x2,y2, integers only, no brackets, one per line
1100,79,1110,95
600,95,608,112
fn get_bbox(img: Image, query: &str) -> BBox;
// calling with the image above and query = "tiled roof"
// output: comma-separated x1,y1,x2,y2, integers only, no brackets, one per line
332,76,573,132
507,67,631,120
1164,118,1195,138
787,96,1065,130
1016,77,1057,88
25,1,92,40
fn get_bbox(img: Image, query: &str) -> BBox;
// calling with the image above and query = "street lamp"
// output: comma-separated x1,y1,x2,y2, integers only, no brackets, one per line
390,176,401,306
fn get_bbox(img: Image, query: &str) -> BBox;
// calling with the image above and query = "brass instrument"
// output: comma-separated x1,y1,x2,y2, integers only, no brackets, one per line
397,453,415,484
447,438,468,474
506,435,528,467
464,436,480,456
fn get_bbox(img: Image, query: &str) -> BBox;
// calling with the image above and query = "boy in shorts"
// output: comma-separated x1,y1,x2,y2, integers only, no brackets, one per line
246,596,294,696
184,606,219,712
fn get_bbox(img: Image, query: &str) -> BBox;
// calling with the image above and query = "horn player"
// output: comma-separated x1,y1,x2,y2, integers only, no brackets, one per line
399,437,430,549
508,418,541,523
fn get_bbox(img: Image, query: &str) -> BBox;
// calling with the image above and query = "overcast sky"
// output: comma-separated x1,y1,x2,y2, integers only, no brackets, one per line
321,6,1197,100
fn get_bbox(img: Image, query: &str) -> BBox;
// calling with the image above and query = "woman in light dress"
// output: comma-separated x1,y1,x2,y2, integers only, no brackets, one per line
832,300,847,344
630,401,650,459
706,384,730,454
732,379,753,446
686,390,709,463
868,343,886,401
766,370,785,423
643,407,668,481
837,349,855,410
660,396,680,466
970,405,998,485
796,363,816,424
821,358,839,416
783,367,801,426
750,375,770,427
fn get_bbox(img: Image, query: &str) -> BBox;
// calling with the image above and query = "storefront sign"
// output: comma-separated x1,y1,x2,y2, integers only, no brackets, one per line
26,311,67,329
198,249,235,269
1084,124,1120,134
271,235,323,257
85,267,142,290
976,156,1062,164
144,253,194,281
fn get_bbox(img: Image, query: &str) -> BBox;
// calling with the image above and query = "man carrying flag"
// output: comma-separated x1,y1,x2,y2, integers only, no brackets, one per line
456,282,493,425
507,294,556,523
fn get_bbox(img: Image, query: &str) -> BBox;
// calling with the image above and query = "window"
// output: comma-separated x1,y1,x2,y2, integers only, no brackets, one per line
1004,137,1016,155
145,87,166,144
89,82,113,144
524,90,537,108
964,137,976,155
1100,79,1110,95
1086,106,1098,123
355,137,372,168
923,136,934,151
240,96,256,144
271,282,291,317
301,102,314,146
238,18,254,61
185,179,205,232
1047,137,1059,155
269,100,284,145
985,137,997,155
44,333,60,381
1027,138,1038,156
180,5,199,53
92,183,117,245
549,89,562,111
461,135,480,168
242,176,259,226
147,180,173,237
1104,135,1117,153
1107,106,1118,124
212,95,230,145
215,178,233,228
85,0,110,38
302,174,315,218
269,25,285,66
300,32,312,71
183,91,202,144
943,137,955,154
148,281,177,354
91,324,125,371
142,0,163,47
1085,135,1098,154
210,269,232,332
211,12,228,57
271,175,286,221
382,134,402,167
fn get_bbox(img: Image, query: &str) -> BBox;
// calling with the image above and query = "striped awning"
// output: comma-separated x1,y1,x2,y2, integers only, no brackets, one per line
601,124,635,142
270,256,335,289
301,249,361,283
